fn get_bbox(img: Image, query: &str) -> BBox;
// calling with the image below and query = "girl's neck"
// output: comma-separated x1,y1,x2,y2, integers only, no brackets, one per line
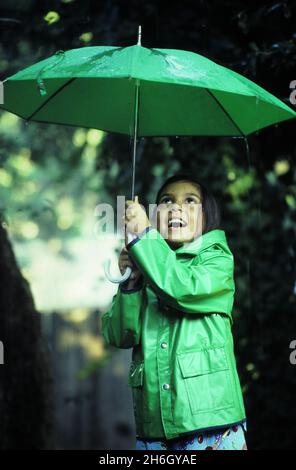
168,241,184,250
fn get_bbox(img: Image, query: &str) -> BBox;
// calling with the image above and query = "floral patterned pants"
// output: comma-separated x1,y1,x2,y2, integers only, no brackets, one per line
136,423,247,450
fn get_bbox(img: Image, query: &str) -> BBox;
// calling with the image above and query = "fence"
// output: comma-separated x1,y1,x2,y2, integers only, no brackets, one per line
40,308,136,450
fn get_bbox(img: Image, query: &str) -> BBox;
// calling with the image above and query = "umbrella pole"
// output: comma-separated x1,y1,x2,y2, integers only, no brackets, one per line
131,24,141,200
131,78,140,200
104,28,141,283
103,78,140,283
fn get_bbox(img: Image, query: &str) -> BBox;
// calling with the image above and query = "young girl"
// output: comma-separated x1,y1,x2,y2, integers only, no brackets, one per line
101,173,247,451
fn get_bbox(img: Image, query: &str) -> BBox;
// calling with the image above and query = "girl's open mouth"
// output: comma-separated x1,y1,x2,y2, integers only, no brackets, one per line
168,218,188,230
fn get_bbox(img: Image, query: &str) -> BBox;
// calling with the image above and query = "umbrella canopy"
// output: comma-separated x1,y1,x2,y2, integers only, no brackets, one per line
1,42,296,137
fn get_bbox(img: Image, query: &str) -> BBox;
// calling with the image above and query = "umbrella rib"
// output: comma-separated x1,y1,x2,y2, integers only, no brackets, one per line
205,88,244,136
26,77,77,122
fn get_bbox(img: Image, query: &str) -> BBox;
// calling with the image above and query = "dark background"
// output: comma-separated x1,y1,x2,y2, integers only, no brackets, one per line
0,0,296,450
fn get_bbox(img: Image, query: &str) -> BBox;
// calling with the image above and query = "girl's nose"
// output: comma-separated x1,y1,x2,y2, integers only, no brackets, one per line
171,203,181,211
168,205,183,218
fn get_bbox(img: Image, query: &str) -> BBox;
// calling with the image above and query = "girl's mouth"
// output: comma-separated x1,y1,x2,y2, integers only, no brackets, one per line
168,218,188,230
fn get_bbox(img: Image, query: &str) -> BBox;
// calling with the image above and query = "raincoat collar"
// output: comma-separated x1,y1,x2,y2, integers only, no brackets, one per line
174,229,227,256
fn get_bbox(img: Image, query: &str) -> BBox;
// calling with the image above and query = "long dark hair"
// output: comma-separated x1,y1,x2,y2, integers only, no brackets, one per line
155,173,222,234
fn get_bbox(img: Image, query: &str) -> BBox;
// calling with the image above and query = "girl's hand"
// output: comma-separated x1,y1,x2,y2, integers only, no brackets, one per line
124,195,151,237
118,246,143,289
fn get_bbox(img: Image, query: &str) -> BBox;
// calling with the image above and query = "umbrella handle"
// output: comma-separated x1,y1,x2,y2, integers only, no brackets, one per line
104,195,139,283
103,258,132,284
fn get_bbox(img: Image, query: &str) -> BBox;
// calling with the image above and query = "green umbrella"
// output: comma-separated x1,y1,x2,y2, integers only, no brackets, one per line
1,26,295,282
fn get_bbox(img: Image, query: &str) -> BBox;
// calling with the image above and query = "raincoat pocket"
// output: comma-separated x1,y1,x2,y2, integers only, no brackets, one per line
128,361,151,423
177,346,234,414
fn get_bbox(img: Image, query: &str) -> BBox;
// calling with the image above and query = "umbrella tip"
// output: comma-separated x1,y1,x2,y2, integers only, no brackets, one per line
137,25,142,46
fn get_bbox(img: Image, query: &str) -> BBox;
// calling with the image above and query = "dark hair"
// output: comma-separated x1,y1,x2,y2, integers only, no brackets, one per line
155,173,221,234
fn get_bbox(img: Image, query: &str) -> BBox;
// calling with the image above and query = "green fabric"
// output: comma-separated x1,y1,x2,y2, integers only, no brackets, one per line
101,228,246,440
1,45,295,136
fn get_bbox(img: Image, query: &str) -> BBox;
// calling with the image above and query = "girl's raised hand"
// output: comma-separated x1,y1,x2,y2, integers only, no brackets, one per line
124,195,151,237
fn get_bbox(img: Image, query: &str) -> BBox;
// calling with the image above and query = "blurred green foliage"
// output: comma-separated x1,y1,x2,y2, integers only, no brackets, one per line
0,111,108,241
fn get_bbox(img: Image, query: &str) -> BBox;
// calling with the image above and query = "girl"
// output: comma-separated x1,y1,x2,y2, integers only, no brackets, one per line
101,173,247,451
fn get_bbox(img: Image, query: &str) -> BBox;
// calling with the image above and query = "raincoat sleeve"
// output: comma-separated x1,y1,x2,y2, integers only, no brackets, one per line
127,226,234,315
101,278,144,349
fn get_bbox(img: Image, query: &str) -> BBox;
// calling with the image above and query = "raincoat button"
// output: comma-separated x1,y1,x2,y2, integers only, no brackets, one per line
161,342,167,349
163,383,170,390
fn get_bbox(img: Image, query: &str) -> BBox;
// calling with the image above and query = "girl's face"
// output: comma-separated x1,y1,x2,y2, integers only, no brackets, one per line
155,180,205,249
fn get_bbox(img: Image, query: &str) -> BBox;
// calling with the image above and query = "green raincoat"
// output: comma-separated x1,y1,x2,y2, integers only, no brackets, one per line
101,227,246,440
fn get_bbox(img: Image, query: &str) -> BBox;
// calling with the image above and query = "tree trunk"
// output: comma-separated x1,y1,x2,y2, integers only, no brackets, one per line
0,219,53,449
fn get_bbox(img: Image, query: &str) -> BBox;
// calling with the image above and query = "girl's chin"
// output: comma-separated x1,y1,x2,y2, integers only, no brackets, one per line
158,226,197,242
167,232,195,243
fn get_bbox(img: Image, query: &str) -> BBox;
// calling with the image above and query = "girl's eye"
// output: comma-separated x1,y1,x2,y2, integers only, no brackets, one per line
160,197,198,204
185,197,197,204
161,197,173,204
